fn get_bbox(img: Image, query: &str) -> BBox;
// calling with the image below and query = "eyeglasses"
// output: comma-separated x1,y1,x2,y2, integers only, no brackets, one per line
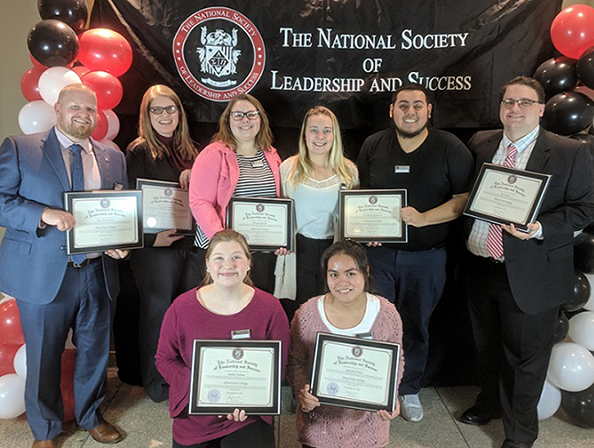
230,110,260,121
500,99,542,110
149,105,179,115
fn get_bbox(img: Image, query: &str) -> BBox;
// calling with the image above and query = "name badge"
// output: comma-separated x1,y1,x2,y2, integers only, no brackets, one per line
231,329,251,340
251,160,264,168
355,332,373,340
394,165,410,174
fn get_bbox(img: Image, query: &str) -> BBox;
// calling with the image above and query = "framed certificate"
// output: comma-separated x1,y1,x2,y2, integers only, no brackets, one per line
136,178,194,234
64,190,143,255
310,333,401,413
338,189,407,243
189,340,282,415
227,197,294,251
463,163,552,231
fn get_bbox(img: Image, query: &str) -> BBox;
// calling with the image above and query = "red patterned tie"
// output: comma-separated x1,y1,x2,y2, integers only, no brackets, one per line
486,144,517,260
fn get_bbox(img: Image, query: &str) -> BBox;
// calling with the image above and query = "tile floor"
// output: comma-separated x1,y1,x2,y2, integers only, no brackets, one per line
1,368,592,448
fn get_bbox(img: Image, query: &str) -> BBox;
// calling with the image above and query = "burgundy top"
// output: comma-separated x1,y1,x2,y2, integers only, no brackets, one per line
156,133,193,171
156,287,290,445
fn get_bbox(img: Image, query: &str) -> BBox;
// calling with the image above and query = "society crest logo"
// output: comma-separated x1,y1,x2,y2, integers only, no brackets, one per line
173,7,266,101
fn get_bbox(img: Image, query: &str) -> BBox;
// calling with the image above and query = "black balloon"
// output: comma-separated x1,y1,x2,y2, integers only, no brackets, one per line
534,57,578,99
561,383,594,428
564,270,591,312
552,311,570,344
577,47,594,90
570,133,594,166
27,19,79,67
574,232,594,273
38,0,88,35
542,92,594,136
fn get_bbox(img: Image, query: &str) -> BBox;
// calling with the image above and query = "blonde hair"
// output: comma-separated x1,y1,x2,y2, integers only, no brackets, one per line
211,94,273,152
202,230,253,286
128,85,198,161
286,106,357,190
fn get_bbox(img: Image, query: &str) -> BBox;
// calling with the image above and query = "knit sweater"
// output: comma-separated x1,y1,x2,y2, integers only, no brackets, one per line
288,294,404,448
156,287,290,446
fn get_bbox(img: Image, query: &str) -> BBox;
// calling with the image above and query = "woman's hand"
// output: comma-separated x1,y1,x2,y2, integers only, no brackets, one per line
179,169,192,189
377,405,400,421
297,384,320,413
274,247,291,256
225,409,248,422
154,229,185,247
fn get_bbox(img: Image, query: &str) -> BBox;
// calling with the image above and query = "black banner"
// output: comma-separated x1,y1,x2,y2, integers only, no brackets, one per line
91,0,562,139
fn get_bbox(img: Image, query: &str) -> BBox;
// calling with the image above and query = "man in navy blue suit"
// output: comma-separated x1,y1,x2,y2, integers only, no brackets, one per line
0,84,128,448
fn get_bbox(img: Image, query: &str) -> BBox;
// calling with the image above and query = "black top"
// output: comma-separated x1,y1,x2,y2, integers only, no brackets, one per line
357,127,474,251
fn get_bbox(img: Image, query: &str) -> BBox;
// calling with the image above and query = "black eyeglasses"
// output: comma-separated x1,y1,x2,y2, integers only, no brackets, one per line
149,105,179,115
230,110,260,121
500,99,542,110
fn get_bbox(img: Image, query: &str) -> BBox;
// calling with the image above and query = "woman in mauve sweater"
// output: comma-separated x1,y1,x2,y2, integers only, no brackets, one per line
289,240,405,448
156,230,290,448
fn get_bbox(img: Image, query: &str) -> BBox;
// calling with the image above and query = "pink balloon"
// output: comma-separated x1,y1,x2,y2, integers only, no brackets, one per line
78,28,133,77
551,5,594,59
91,109,108,141
576,85,594,102
20,67,46,101
81,71,123,110
103,110,120,141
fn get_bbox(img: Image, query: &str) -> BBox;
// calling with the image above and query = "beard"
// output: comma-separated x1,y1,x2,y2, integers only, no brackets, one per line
395,122,428,139
59,120,95,140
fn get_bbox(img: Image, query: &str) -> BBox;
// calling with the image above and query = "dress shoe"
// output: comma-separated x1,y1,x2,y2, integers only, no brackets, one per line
501,439,533,448
32,441,56,448
86,421,124,444
459,405,500,426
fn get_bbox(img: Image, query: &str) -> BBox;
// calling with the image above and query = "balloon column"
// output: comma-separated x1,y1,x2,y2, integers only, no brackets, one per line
20,0,133,146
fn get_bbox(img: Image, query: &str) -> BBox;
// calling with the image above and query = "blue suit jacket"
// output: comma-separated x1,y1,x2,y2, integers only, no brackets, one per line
0,128,127,304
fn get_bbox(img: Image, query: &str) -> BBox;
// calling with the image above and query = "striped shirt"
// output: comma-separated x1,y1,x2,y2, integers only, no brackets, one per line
195,149,276,248
466,126,540,259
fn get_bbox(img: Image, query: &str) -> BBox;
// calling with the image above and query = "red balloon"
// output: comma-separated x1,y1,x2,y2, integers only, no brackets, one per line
77,29,133,77
81,71,123,110
0,300,24,346
91,109,108,141
30,53,48,69
0,343,20,376
72,65,89,78
551,5,594,59
60,349,76,422
20,67,46,101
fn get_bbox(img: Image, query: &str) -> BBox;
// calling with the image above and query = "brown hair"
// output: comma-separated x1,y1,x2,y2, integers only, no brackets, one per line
211,94,273,151
128,85,198,161
500,76,545,103
285,106,357,191
202,230,253,286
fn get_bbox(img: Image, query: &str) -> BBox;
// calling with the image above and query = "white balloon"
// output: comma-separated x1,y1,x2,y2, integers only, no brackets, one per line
547,342,594,392
0,374,26,419
103,110,120,141
568,311,594,351
12,345,26,379
537,379,561,420
584,273,594,311
38,67,81,106
18,101,57,135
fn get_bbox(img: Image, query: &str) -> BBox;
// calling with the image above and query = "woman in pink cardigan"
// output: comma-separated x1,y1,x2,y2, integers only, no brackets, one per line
189,94,284,293
289,240,405,448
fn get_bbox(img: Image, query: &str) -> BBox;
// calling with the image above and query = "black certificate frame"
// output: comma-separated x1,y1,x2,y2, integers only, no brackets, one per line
463,163,552,232
189,340,282,416
136,178,194,235
310,333,401,413
64,190,143,255
226,197,294,251
338,189,408,243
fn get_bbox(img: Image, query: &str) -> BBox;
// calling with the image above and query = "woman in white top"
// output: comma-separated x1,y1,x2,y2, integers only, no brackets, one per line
280,106,359,308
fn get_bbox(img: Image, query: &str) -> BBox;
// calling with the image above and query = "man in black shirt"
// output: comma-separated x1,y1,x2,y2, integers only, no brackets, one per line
356,83,473,421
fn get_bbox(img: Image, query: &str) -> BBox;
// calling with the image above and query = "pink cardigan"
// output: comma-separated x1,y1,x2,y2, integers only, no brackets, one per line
189,141,282,239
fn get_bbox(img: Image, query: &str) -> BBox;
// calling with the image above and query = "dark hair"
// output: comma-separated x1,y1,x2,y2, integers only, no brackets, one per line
202,230,253,286
391,83,432,105
321,240,372,292
499,76,545,103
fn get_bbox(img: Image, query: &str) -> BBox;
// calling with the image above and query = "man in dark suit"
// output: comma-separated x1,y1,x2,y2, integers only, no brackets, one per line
460,76,594,448
0,84,128,448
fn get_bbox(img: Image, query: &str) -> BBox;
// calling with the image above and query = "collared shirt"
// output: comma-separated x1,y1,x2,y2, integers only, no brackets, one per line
55,127,101,191
467,126,540,259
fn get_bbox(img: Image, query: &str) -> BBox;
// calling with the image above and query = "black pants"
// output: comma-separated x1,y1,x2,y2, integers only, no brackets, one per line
465,253,558,444
296,234,333,304
173,420,275,448
250,251,277,294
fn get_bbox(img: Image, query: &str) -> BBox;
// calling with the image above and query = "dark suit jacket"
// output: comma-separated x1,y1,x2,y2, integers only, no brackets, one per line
0,128,128,304
467,128,594,314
